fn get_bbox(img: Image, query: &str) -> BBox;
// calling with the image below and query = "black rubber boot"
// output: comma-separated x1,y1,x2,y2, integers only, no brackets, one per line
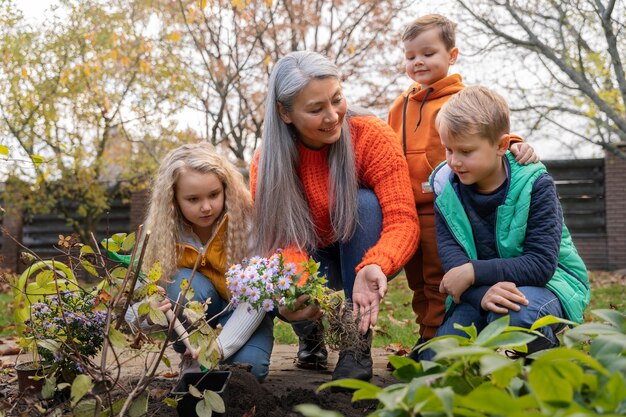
331,330,373,381
296,322,328,370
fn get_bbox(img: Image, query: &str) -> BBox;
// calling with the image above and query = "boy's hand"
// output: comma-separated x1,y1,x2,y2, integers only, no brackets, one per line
439,263,474,303
353,264,387,334
480,282,529,313
510,142,540,165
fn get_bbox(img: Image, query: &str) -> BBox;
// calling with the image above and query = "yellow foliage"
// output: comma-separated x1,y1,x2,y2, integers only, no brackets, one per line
21,67,28,77
120,56,130,67
139,60,151,73
186,6,197,24
263,55,271,69
232,0,245,9
167,31,181,42
265,0,272,6
348,44,356,55
200,0,208,9
110,49,119,60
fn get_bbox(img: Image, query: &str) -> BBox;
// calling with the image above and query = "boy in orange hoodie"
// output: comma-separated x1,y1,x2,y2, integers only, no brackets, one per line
387,14,537,354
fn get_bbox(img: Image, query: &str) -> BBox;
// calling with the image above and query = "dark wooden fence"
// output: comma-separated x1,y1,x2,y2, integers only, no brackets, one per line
2,149,626,271
544,159,605,235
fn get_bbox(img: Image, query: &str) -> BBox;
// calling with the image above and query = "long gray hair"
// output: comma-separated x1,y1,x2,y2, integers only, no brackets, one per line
254,51,359,255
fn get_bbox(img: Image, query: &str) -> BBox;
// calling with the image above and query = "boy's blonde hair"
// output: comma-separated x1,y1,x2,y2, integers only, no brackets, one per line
402,14,457,50
142,142,252,282
437,86,510,145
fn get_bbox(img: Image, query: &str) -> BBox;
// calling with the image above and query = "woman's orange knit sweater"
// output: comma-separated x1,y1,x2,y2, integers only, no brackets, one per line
250,115,419,277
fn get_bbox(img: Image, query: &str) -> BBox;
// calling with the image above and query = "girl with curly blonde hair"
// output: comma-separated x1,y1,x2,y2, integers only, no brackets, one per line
135,142,273,381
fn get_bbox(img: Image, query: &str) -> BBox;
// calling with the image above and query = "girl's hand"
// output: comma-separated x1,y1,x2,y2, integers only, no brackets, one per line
439,263,474,303
510,142,540,165
480,282,529,314
352,264,387,334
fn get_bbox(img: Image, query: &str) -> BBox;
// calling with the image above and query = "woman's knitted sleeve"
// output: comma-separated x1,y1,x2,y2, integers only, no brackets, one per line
352,116,419,276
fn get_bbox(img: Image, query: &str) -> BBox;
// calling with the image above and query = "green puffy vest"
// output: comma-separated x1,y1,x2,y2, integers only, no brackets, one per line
431,152,590,323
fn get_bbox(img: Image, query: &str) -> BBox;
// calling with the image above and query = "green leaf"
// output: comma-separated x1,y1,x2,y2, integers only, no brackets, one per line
41,376,56,399
294,404,344,417
480,331,537,349
31,154,44,165
79,245,95,255
128,392,149,417
453,323,478,340
0,144,8,155
122,232,136,252
456,383,519,414
162,355,172,368
71,374,94,407
318,378,376,392
163,397,178,407
111,233,127,244
108,327,128,348
591,309,625,329
110,267,128,279
203,390,225,413
591,372,626,412
80,260,98,277
196,398,213,417
148,262,162,283
432,387,455,416
474,315,510,346
138,302,150,317
100,398,126,416
101,238,121,253
188,384,203,398
73,399,97,417
35,270,55,288
528,363,574,406
149,308,168,327
530,314,575,331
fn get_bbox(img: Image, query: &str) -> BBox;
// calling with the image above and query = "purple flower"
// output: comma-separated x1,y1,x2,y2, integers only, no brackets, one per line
262,299,274,312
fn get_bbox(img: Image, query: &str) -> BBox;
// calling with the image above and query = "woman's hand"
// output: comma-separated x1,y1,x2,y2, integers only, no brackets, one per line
439,263,474,303
279,294,323,322
480,282,528,314
352,264,387,334
510,142,540,165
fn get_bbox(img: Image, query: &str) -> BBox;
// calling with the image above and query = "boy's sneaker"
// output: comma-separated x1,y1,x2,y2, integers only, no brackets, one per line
296,325,328,370
332,330,373,381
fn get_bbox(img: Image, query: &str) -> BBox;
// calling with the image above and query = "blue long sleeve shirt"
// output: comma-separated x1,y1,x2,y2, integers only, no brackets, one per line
435,172,563,311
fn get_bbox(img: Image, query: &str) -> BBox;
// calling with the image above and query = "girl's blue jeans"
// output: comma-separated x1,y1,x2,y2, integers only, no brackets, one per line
419,286,565,361
166,268,274,381
292,188,384,338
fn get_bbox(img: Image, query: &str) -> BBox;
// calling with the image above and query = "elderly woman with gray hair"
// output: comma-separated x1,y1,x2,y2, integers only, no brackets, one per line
250,51,419,381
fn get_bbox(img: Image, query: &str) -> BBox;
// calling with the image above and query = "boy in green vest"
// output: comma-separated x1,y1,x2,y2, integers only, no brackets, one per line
424,86,589,359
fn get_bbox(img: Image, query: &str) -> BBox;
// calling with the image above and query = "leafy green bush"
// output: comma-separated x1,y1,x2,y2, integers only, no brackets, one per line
297,310,626,417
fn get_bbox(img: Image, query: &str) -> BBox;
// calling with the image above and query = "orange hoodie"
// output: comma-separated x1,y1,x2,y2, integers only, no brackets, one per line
388,74,464,214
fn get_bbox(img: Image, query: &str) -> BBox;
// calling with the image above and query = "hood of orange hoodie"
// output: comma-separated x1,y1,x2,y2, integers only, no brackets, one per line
402,74,464,101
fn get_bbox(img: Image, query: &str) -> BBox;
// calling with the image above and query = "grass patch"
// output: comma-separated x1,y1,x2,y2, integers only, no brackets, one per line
0,293,15,337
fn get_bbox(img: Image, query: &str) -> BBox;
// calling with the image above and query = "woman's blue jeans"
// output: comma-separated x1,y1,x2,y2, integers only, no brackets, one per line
166,268,274,381
419,286,565,361
292,188,384,338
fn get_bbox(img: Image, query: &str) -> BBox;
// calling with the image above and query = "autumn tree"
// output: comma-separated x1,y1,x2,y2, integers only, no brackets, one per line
0,0,186,242
454,0,626,159
152,0,412,164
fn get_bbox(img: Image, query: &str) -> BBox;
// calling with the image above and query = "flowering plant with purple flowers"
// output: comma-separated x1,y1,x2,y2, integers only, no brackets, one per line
226,250,333,313
23,287,109,378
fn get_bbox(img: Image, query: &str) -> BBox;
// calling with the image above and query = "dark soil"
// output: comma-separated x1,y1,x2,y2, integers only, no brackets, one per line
2,366,377,417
